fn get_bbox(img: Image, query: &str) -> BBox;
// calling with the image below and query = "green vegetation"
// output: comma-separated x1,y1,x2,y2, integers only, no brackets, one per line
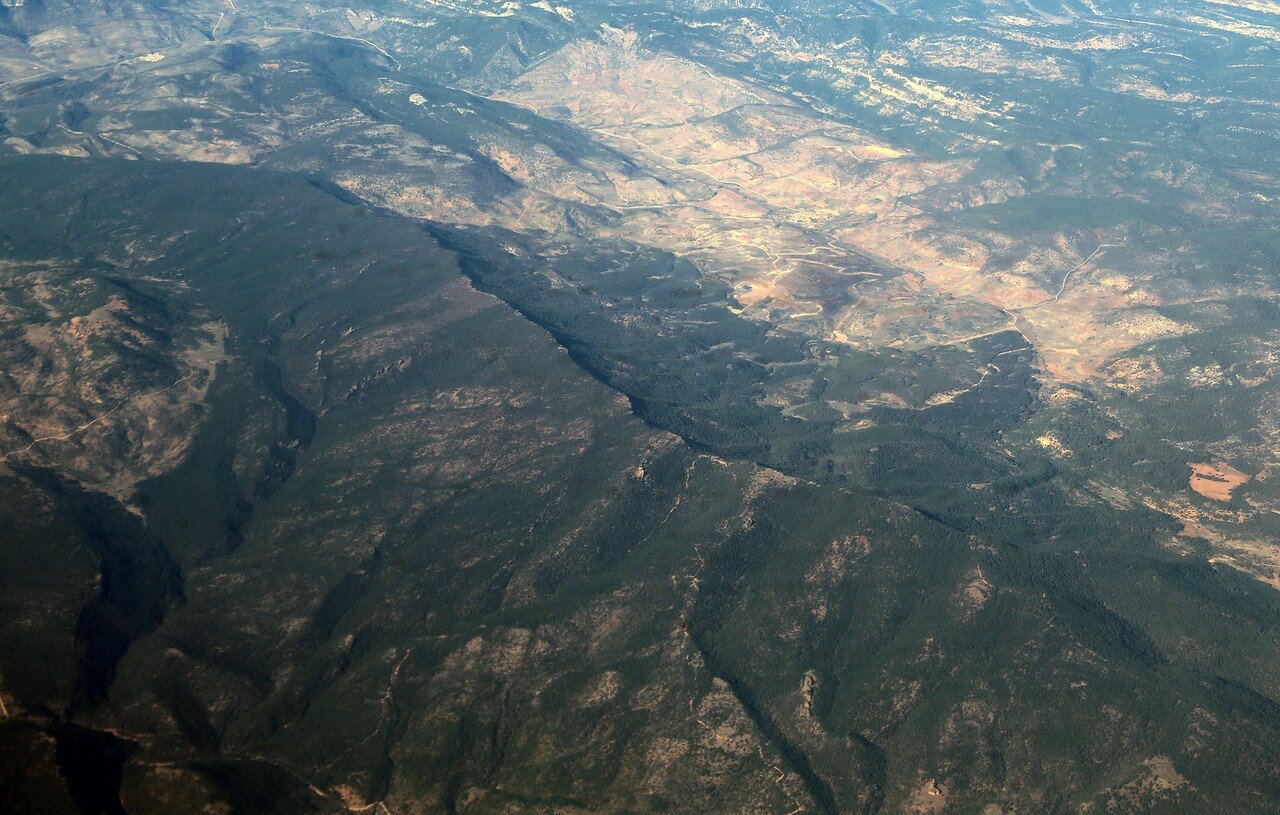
4,0,1280,810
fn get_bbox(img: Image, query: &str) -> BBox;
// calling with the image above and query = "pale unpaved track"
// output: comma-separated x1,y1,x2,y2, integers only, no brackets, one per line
1049,243,1121,304
0,373,197,464
261,26,400,70
1000,242,1123,316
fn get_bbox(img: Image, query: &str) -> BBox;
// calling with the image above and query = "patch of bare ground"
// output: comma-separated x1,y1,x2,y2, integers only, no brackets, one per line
1035,433,1073,457
800,670,817,717
0,261,227,495
1102,756,1192,810
489,27,995,346
1208,542,1280,592
412,610,810,812
1139,490,1280,590
906,777,949,814
1188,461,1250,501
495,26,782,129
958,564,993,614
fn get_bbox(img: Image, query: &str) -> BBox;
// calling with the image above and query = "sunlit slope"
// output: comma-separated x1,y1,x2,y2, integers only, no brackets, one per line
1,0,1280,809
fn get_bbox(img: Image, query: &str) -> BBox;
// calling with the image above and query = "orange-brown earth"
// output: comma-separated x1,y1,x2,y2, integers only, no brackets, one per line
479,29,1199,389
1188,461,1251,502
